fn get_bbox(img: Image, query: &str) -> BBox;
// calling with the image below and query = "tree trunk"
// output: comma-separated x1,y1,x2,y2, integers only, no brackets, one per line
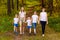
7,0,11,15
41,0,44,8
48,0,53,16
22,0,24,6
17,0,19,10
12,0,14,9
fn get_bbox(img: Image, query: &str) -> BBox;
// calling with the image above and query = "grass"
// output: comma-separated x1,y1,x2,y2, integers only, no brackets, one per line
0,24,60,40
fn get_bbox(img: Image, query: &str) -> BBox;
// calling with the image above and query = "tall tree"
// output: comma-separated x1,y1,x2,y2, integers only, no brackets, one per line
17,0,19,10
7,0,11,15
41,0,44,7
21,0,24,6
12,0,14,9
48,0,53,16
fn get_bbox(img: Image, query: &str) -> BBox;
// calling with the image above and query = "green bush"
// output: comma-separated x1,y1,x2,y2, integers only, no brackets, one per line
48,16,60,32
0,16,13,33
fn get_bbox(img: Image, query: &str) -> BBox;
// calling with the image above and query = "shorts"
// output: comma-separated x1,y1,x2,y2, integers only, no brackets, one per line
27,26,32,29
32,23,37,29
20,18,25,23
14,24,18,27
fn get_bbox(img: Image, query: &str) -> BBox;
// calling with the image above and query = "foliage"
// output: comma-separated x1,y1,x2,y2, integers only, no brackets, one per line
0,16,13,33
48,15,60,32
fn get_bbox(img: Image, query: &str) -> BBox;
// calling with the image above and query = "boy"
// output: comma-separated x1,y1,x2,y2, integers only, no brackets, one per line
26,17,32,35
32,11,38,35
14,14,19,35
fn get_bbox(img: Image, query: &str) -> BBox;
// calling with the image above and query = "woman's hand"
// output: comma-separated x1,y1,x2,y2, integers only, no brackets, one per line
47,21,48,24
38,21,40,24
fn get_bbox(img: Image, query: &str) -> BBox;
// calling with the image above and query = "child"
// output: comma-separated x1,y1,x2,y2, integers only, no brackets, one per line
26,17,32,35
32,11,38,35
19,7,26,34
14,14,19,35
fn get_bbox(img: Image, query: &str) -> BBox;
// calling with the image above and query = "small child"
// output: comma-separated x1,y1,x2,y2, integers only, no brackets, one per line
14,14,19,35
26,17,32,35
32,11,38,35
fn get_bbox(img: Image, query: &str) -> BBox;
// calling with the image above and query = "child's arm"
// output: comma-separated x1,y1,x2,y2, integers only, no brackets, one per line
18,14,20,23
25,20,27,23
31,17,32,25
38,16,40,24
30,19,32,25
13,18,14,25
29,17,32,25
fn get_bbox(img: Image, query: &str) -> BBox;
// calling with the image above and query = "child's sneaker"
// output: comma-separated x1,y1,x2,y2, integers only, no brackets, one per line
14,31,16,33
16,32,18,36
23,32,24,34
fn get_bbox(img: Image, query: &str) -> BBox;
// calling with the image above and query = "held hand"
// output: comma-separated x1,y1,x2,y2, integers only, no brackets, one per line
38,21,40,24
47,21,48,24
25,21,27,23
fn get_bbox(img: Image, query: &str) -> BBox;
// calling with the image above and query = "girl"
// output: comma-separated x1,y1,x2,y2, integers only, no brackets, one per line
14,14,19,35
19,7,26,34
26,17,32,35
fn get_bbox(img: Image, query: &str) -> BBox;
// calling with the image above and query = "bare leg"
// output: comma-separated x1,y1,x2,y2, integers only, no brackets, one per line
29,28,31,33
20,22,22,34
14,26,16,32
22,27,25,34
34,29,36,34
22,23,25,34
16,27,17,32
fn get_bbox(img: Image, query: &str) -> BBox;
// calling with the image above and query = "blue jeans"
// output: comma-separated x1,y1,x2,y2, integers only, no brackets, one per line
32,23,37,29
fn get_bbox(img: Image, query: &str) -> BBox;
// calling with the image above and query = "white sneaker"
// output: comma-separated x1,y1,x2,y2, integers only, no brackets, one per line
34,32,36,35
42,34,44,37
23,32,24,34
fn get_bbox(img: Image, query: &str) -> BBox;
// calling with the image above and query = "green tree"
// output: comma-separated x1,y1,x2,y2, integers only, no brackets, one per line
7,0,11,15
41,0,44,7
48,0,53,16
17,0,19,10
11,0,14,9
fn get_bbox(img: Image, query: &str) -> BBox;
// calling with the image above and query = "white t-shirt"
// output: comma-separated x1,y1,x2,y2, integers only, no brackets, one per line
40,12,47,21
32,15,38,23
14,18,19,24
19,11,26,18
26,19,32,26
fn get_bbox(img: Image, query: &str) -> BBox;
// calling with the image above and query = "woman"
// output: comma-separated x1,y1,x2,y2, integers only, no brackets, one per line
39,8,48,37
19,7,26,34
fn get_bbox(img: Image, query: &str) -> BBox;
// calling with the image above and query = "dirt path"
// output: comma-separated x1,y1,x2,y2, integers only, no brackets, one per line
13,25,60,40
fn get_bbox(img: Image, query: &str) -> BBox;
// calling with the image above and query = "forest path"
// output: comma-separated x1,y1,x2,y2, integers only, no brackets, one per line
13,25,60,40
